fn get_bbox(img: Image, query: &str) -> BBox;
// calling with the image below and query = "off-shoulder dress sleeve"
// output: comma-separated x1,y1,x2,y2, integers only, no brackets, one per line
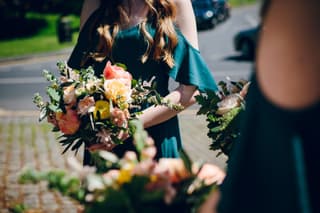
67,9,100,70
168,30,218,92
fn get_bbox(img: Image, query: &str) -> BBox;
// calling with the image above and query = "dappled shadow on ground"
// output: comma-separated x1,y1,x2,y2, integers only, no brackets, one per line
0,18,47,40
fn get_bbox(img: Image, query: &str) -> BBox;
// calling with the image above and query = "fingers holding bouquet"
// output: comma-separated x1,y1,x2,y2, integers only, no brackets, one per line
33,60,182,155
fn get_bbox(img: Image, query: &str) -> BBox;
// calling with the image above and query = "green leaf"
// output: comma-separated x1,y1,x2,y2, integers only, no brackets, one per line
61,141,74,154
39,107,47,121
130,119,147,154
179,149,193,173
115,62,127,70
48,103,60,112
47,87,61,102
71,139,84,152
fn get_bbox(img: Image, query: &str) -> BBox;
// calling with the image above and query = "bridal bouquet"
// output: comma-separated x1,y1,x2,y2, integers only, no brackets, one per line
19,120,218,213
196,78,250,158
33,61,182,154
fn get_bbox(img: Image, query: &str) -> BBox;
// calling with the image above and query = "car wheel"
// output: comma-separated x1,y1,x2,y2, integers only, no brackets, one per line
217,14,225,22
211,18,218,28
240,39,254,60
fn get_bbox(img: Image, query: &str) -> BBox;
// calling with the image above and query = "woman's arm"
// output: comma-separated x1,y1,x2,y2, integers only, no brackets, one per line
139,0,200,128
257,1,320,109
139,84,198,128
79,0,101,31
174,0,199,50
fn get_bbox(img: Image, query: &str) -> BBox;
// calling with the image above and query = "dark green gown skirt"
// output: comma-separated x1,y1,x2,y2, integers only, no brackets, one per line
218,72,320,213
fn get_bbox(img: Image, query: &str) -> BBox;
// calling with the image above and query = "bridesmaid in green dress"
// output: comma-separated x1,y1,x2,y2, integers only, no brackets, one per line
67,0,218,162
218,1,320,212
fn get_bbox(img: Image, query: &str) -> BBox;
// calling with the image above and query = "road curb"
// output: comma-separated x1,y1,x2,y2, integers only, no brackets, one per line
0,48,72,66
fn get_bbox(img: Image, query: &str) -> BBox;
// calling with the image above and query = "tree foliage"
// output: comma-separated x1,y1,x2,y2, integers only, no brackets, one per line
0,0,83,20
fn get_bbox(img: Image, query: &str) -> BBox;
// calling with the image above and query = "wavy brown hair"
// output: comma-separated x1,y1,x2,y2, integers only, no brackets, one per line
86,0,178,68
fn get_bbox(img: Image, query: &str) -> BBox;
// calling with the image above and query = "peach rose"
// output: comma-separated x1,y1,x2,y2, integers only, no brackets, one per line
56,108,81,135
77,96,95,116
103,61,132,82
104,79,132,105
63,84,77,106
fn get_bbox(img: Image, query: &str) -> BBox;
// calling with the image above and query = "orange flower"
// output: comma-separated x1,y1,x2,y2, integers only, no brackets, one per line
56,108,80,135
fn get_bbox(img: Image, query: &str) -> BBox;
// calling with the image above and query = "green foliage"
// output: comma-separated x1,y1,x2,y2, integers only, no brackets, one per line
229,0,259,7
0,12,79,58
207,107,243,156
196,79,249,158
19,120,218,213
8,204,28,213
19,169,86,202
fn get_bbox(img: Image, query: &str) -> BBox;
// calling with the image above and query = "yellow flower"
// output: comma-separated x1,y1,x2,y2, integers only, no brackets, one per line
117,168,132,185
104,79,131,106
93,100,111,120
150,174,158,183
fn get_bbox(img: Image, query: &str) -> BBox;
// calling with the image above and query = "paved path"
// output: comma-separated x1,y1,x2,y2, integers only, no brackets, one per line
0,109,227,212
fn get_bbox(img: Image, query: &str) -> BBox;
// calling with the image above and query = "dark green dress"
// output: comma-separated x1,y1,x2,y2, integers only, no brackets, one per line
68,9,217,160
218,72,320,213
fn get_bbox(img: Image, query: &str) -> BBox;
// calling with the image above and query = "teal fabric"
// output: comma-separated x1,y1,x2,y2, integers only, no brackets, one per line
218,72,320,213
68,9,217,158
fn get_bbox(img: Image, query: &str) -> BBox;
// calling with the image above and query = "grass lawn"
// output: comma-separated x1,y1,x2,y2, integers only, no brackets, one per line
229,0,259,7
0,13,79,59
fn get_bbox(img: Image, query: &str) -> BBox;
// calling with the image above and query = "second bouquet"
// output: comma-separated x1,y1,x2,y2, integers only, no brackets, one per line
33,61,182,154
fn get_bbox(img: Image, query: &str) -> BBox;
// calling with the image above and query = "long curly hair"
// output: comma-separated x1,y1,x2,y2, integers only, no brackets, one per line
85,0,178,68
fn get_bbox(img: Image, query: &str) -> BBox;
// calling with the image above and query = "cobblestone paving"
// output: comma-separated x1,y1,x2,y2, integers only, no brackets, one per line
0,112,226,212
0,116,82,213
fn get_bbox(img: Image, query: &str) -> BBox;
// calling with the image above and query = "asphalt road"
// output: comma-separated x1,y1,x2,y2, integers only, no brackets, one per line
0,4,260,111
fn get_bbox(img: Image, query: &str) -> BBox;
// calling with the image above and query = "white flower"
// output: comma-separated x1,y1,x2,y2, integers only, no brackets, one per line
96,128,114,149
86,174,105,191
66,156,96,180
216,94,243,115
86,79,102,94
98,150,119,163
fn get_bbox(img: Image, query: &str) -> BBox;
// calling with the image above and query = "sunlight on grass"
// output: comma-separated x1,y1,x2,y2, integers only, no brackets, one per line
0,13,79,58
229,0,259,7
0,34,78,58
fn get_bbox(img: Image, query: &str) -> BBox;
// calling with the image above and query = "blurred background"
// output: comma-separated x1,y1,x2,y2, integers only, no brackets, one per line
0,1,262,212
0,0,259,59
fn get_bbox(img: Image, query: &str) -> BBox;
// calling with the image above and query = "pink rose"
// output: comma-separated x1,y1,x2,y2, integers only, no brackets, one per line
103,61,132,82
111,108,130,128
77,96,95,116
56,108,80,135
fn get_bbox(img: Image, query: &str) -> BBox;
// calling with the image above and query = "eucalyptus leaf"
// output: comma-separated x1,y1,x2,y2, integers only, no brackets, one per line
47,87,61,102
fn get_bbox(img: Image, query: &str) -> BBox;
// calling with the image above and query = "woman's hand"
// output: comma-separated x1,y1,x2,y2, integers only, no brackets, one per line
87,130,129,152
195,163,226,185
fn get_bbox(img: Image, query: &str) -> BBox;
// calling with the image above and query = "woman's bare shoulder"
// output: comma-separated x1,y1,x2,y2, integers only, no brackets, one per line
172,0,199,50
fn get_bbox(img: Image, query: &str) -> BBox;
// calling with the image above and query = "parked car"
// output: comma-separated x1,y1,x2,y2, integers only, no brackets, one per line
192,0,216,29
233,26,260,60
212,0,231,23
192,0,231,30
